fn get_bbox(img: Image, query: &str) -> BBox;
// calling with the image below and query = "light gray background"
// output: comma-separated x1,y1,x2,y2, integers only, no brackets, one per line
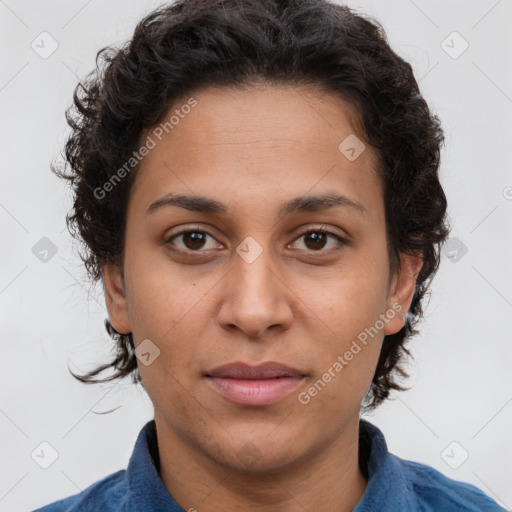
1,0,511,510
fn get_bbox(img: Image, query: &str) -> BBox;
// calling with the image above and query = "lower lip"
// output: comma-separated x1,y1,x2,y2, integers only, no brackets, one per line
205,376,305,406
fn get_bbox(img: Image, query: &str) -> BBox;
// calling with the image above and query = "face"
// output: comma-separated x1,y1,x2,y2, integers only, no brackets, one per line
102,83,421,473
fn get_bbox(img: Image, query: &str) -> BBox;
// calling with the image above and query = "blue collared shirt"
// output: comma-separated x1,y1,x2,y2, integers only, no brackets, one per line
33,419,507,511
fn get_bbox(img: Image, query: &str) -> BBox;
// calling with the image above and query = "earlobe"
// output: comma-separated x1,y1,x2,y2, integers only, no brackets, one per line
101,262,131,335
384,252,423,336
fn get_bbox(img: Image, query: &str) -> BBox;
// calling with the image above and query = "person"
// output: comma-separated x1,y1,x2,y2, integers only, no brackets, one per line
33,0,507,510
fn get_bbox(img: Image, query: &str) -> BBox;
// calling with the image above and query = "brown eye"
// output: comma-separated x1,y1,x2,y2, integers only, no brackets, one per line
165,227,347,256
166,230,217,252
303,231,328,250
181,231,207,250
290,229,346,252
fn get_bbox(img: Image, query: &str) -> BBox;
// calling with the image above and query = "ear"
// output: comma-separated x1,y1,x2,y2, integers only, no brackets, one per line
101,262,131,335
384,252,423,336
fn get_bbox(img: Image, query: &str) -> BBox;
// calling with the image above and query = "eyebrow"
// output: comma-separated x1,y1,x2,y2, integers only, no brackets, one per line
145,190,367,219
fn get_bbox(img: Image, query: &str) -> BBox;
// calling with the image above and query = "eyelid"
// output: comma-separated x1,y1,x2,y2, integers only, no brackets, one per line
288,226,348,253
165,224,222,250
164,224,348,253
292,224,348,241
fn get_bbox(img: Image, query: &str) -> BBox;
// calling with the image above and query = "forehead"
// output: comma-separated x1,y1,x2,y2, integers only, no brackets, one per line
149,83,367,154
128,83,382,222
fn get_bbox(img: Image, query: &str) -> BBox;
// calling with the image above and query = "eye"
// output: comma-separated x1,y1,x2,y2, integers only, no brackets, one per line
165,229,220,252
165,226,347,255
289,228,347,252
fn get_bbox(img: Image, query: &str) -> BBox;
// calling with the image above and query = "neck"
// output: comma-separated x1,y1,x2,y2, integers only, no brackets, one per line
155,413,368,512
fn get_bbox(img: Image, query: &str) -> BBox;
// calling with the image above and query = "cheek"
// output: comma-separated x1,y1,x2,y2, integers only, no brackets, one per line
123,244,208,338
301,257,388,388
122,248,213,375
308,257,389,339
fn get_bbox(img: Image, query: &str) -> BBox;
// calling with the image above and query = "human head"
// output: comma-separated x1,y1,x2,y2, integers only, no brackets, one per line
55,0,449,413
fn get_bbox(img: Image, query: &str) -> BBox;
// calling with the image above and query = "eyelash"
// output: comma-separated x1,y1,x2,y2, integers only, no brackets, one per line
165,226,347,255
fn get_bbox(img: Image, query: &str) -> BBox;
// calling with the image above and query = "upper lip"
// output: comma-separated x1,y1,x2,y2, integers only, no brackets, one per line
206,362,305,379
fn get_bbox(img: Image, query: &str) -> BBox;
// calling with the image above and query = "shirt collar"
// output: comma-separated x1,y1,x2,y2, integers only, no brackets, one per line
353,419,415,511
125,418,413,511
125,419,183,511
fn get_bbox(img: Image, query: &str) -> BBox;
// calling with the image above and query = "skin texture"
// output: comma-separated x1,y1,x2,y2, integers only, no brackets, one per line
102,83,422,512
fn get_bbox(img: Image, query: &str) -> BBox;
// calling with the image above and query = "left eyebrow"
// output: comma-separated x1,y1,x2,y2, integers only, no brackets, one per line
145,190,367,218
278,191,367,218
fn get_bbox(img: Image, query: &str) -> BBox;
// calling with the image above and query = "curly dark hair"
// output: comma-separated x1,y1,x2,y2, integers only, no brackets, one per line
53,0,450,412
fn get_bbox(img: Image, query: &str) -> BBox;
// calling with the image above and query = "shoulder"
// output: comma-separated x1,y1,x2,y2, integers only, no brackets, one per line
395,455,507,511
31,470,128,512
358,420,506,512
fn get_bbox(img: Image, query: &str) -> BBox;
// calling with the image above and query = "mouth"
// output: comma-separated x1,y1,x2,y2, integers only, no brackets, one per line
204,361,306,406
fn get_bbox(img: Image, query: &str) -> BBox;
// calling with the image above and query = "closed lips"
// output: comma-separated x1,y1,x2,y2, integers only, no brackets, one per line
205,362,306,379
204,362,307,406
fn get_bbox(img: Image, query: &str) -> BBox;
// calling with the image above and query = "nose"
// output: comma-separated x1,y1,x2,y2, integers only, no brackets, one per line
217,241,293,339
